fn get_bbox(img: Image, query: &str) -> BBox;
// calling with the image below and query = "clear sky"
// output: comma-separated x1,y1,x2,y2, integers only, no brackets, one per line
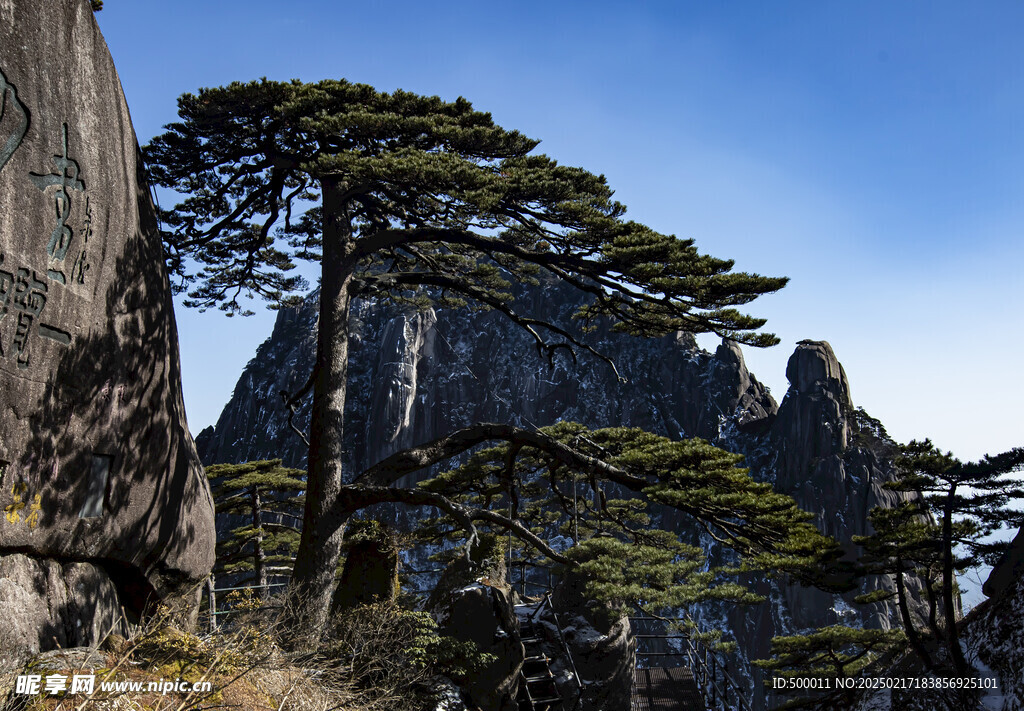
94,1,1023,463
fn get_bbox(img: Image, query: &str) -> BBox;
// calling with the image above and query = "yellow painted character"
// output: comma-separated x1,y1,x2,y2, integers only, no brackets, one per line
25,493,41,528
4,482,27,524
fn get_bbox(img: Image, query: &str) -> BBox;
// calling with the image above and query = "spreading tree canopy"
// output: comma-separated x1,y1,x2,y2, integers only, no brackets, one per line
146,78,789,638
413,423,845,614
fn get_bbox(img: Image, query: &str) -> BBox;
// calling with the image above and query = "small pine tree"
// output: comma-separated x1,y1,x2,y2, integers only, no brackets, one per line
854,441,1024,675
760,439,1024,696
206,460,306,596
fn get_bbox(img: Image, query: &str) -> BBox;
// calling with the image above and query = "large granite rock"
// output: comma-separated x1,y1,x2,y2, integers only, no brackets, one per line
984,524,1024,599
0,554,123,670
0,0,215,664
721,340,930,709
196,278,777,471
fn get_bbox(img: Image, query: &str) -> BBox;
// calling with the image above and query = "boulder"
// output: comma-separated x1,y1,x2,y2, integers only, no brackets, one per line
331,533,399,611
0,0,215,665
0,554,123,670
428,539,522,711
983,524,1024,599
550,570,634,711
431,581,523,711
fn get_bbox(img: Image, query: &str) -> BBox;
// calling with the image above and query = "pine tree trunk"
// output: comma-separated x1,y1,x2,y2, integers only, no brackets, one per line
252,486,267,600
284,178,358,642
895,562,936,673
941,489,968,675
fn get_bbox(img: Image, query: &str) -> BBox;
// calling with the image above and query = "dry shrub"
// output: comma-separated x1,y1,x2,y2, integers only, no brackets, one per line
2,591,487,711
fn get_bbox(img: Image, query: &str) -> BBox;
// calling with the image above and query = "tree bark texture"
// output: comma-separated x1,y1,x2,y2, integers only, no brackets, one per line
286,179,359,640
252,486,267,599
941,490,968,674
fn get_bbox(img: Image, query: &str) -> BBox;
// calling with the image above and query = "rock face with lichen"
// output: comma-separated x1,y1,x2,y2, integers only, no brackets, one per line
0,0,215,667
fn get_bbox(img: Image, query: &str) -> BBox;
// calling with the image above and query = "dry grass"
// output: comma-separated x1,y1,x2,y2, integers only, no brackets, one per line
0,593,458,711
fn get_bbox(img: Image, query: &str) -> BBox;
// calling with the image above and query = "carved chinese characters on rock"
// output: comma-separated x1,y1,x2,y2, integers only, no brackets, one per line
0,67,29,172
30,123,87,286
1,64,93,372
0,263,70,368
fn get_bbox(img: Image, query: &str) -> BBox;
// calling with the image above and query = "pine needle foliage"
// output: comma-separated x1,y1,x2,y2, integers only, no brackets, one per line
756,625,906,680
146,77,788,637
760,438,1024,696
145,78,786,339
418,422,844,618
207,460,306,590
853,440,1024,675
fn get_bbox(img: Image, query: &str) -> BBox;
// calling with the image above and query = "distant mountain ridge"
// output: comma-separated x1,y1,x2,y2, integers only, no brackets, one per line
196,278,922,710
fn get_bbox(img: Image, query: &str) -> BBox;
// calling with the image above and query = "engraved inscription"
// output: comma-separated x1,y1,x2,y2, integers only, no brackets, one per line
30,123,85,285
0,67,29,173
70,196,92,284
0,254,72,367
0,85,88,369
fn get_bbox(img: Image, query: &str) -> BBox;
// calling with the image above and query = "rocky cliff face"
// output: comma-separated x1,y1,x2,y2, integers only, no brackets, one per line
197,279,777,473
722,340,929,709
196,281,919,710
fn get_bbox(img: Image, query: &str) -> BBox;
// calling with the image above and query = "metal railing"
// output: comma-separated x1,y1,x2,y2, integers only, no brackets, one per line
206,577,289,631
629,613,753,711
522,593,585,710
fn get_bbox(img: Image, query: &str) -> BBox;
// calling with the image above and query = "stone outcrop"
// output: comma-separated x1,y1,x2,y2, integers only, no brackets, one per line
723,340,928,709
428,541,523,711
196,278,777,471
983,524,1024,599
0,0,215,665
197,286,923,710
331,535,400,611
0,554,123,670
550,570,635,711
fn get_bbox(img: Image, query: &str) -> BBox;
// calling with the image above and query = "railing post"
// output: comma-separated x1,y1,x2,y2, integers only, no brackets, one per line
207,575,217,633
724,659,729,710
711,653,717,710
701,644,708,695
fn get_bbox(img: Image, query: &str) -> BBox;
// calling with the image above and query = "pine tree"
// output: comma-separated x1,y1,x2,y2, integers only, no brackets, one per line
145,78,788,638
416,423,847,617
854,441,1024,676
754,626,906,708
206,460,306,596
754,440,1024,704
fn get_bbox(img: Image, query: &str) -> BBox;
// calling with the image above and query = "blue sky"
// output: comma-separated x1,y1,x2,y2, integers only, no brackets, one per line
94,1,1023,463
